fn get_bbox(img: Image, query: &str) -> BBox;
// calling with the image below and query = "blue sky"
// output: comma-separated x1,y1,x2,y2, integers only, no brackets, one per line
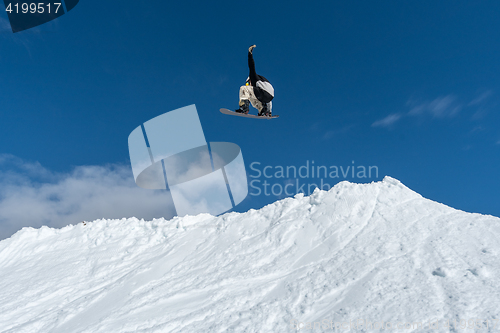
1,0,500,238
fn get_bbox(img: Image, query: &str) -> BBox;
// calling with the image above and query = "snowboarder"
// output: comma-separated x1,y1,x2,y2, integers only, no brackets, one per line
235,45,275,117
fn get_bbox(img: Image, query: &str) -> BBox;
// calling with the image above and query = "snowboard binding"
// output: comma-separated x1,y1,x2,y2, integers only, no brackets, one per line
235,100,250,114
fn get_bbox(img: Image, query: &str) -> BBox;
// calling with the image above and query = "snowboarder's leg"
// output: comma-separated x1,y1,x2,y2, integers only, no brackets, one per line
237,86,261,114
250,98,263,113
258,102,272,117
235,99,250,114
239,85,254,102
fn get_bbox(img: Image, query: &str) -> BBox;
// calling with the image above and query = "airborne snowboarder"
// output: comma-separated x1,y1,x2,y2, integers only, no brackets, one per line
235,45,275,117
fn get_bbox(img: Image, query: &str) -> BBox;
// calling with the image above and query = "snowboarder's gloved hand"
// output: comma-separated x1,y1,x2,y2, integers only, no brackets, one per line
248,45,256,54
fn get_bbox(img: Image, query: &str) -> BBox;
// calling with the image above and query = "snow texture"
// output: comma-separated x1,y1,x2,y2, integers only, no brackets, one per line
0,177,499,332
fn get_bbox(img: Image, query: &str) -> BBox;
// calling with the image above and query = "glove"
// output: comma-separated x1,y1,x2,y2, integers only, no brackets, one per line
248,45,256,54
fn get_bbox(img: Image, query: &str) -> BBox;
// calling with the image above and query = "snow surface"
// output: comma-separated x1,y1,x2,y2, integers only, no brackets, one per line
1,176,499,333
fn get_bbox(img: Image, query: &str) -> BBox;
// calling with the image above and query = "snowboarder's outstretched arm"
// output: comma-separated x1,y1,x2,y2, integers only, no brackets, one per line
248,45,258,87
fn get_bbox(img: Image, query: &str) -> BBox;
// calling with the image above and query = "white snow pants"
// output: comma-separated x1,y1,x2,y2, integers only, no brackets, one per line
239,86,272,113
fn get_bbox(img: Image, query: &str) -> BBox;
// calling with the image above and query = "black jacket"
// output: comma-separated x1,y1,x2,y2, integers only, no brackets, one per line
248,51,274,103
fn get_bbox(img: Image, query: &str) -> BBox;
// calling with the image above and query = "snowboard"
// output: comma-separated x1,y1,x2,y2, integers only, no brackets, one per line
220,108,279,119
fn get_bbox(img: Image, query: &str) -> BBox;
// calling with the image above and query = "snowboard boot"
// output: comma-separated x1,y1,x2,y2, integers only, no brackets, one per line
235,100,249,114
258,103,271,117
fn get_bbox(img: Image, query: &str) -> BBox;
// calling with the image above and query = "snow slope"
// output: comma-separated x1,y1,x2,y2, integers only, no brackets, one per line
0,177,499,333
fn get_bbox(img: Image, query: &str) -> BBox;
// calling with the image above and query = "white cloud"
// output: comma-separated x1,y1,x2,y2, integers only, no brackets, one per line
0,155,176,240
468,91,492,106
408,95,461,118
469,91,495,120
469,126,484,134
374,91,494,131
323,124,355,139
372,114,402,128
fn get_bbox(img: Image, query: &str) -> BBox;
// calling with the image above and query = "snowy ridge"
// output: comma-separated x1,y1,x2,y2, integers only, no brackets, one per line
1,177,499,332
